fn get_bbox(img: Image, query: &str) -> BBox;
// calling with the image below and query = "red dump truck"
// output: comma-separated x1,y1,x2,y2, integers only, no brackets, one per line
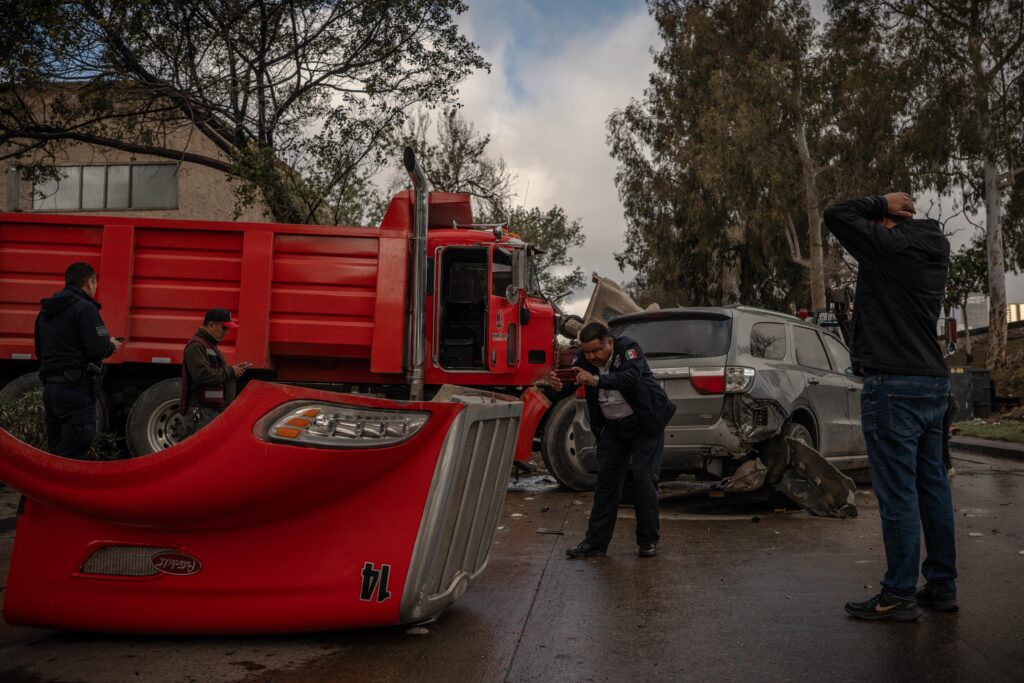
0,150,557,459
0,150,559,633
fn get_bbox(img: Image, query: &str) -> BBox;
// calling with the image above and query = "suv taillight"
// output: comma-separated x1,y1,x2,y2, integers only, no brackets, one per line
690,367,755,394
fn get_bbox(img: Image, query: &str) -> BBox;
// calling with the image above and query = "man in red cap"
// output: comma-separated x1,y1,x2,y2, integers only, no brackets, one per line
179,308,249,433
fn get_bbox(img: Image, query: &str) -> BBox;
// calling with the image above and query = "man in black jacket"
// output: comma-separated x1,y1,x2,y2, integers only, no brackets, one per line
34,262,121,459
824,193,957,621
549,322,676,558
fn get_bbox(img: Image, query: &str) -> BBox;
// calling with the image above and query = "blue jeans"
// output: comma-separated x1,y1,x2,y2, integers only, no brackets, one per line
861,372,957,599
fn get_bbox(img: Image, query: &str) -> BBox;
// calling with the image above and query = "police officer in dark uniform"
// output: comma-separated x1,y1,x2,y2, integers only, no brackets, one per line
179,308,248,433
34,262,121,459
549,322,676,558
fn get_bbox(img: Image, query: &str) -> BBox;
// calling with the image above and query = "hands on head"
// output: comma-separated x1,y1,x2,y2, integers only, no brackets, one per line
884,192,915,218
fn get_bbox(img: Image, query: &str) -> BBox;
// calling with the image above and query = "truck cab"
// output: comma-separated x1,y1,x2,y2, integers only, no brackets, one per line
426,233,554,387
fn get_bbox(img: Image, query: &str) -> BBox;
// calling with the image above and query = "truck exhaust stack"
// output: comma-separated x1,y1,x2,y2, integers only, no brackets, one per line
405,147,429,402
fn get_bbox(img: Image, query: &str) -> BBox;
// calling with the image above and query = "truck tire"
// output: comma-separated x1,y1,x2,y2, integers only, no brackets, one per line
126,378,188,456
1,371,111,433
540,396,596,491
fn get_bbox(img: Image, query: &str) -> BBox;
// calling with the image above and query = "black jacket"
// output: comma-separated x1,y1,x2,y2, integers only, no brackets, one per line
823,196,949,377
34,287,115,376
558,335,676,438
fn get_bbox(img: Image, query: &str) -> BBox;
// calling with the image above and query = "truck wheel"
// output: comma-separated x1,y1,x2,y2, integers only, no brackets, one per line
1,371,111,433
126,378,187,456
0,372,42,404
540,396,596,491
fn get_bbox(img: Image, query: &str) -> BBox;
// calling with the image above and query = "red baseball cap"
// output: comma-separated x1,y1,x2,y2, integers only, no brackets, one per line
204,308,239,329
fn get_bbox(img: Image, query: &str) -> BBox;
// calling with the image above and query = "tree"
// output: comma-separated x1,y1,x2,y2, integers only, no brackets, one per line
391,108,586,295
835,0,1024,368
945,239,988,362
0,0,487,224
607,0,912,311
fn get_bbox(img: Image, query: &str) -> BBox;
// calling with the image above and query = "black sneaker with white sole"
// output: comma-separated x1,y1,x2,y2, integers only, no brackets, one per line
844,593,921,621
637,545,657,558
916,585,959,612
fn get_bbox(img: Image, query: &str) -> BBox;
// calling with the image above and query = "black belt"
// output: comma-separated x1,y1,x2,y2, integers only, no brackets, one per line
604,414,639,431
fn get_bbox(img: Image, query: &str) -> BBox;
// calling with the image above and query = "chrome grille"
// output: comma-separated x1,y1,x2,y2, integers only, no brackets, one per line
81,546,175,576
401,396,522,623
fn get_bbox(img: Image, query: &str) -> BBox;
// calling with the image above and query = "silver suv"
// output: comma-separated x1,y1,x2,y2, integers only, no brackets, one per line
543,306,866,513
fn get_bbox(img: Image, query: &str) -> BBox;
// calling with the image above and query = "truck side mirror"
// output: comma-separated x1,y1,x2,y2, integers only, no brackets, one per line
944,317,957,356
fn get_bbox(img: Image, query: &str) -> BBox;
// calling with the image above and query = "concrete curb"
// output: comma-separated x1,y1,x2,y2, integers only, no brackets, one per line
951,436,1024,461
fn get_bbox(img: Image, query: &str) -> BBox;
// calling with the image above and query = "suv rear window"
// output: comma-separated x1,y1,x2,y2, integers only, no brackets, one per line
612,316,732,359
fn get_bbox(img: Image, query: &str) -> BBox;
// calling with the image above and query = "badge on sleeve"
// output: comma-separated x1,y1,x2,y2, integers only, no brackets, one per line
626,349,637,360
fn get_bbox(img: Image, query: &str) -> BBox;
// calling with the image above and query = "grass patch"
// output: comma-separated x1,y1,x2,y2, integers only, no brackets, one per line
954,419,1024,445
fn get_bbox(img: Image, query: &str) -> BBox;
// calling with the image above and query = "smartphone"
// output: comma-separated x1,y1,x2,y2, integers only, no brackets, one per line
114,337,126,342
552,368,578,383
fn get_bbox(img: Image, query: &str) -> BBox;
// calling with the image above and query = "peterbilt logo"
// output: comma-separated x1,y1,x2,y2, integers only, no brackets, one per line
152,552,202,576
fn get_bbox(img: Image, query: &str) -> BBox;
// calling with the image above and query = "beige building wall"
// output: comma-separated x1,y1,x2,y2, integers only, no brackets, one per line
1,121,270,222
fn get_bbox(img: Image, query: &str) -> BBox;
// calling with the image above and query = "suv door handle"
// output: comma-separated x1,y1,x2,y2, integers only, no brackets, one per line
847,386,860,392
807,378,820,385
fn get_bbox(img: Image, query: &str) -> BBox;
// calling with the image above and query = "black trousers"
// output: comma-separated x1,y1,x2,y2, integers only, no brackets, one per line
584,424,664,550
43,383,96,460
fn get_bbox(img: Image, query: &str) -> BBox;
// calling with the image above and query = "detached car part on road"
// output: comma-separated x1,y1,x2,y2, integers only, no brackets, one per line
0,382,521,633
543,306,862,518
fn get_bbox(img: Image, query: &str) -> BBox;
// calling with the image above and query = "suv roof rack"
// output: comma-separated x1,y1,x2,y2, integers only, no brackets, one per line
725,304,804,322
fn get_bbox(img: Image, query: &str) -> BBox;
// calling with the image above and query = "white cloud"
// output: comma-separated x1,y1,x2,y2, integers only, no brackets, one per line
456,4,660,314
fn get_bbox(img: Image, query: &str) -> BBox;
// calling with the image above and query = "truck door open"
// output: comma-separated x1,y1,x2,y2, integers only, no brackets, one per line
487,245,521,372
435,246,488,370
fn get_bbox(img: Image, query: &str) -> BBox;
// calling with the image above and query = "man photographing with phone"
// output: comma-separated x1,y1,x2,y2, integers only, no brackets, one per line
549,322,676,559
179,308,248,436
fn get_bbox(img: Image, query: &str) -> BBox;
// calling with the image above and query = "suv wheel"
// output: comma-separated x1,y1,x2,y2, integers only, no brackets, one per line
783,421,815,449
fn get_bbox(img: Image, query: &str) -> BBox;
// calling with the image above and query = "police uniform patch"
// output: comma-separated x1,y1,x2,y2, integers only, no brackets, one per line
626,349,637,360
613,355,621,368
95,325,109,336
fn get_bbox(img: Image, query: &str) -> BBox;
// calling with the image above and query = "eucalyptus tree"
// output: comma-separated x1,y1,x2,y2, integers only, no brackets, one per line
832,0,1024,367
608,0,912,311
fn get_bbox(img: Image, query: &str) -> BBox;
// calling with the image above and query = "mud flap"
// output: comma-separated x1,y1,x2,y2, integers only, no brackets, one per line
772,437,858,519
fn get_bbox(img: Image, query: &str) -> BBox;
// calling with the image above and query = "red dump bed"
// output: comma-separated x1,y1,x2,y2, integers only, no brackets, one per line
0,192,474,383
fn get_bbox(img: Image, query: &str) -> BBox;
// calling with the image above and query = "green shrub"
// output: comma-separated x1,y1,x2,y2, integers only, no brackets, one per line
0,390,126,460
993,349,1024,400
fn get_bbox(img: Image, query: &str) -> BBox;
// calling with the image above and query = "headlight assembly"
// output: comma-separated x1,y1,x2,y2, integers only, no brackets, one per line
257,402,429,448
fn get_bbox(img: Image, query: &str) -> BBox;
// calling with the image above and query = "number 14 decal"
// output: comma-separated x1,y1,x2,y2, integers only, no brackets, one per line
360,562,392,603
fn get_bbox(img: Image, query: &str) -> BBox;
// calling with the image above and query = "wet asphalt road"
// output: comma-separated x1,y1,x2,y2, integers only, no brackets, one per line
0,450,1021,683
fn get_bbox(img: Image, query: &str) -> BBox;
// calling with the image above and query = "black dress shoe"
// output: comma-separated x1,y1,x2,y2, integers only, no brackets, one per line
566,542,605,559
637,545,657,558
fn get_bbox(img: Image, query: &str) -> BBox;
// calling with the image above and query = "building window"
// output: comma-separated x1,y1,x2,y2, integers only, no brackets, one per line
32,164,179,211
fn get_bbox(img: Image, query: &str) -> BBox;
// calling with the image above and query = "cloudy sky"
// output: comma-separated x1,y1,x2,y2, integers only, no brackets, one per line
452,0,1022,316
